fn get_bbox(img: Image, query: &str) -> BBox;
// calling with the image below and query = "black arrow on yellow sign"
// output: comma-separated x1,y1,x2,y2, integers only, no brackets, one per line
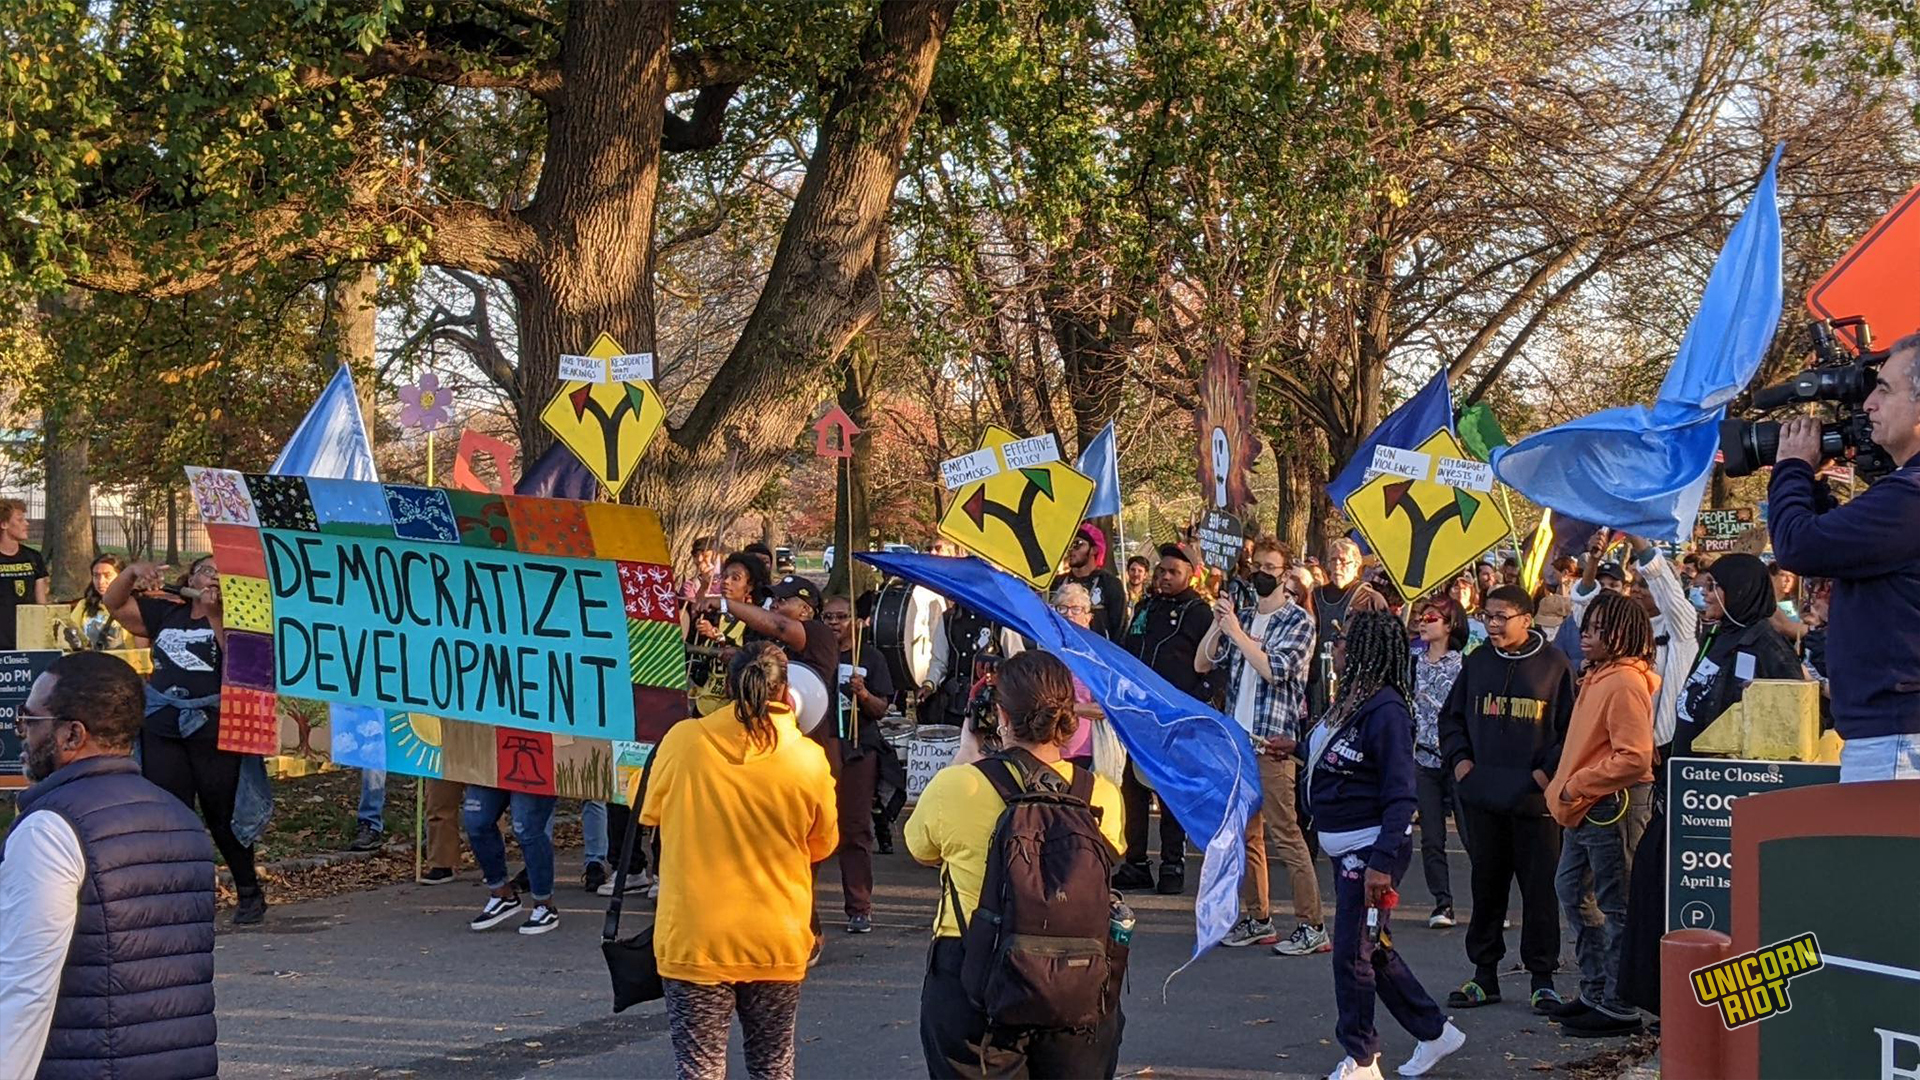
1383,480,1483,591
963,468,1056,577
567,384,645,481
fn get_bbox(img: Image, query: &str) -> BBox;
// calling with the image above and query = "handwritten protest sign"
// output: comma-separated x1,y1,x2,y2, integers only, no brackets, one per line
1694,507,1759,554
189,469,688,795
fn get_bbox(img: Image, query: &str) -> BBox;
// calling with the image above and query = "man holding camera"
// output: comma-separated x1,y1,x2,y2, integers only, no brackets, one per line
1769,332,1920,783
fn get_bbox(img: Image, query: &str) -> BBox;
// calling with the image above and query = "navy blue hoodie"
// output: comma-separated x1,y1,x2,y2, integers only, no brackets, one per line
1769,455,1920,740
1302,687,1419,875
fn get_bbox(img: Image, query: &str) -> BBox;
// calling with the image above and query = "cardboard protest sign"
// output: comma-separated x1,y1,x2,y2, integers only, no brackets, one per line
938,427,1095,589
1344,428,1512,599
539,332,666,496
188,469,687,800
1195,509,1245,572
1195,345,1261,512
1694,506,1762,554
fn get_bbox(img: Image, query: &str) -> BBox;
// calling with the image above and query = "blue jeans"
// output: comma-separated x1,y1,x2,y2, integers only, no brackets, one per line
463,785,557,900
358,769,386,830
1331,839,1446,1063
582,800,609,871
1553,784,1652,1016
1839,732,1920,782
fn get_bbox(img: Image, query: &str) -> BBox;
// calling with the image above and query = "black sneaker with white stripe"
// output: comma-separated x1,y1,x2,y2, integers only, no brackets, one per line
469,894,522,931
518,905,560,935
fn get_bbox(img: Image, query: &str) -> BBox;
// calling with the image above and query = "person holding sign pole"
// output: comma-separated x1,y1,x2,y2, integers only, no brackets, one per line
824,594,895,934
105,557,268,926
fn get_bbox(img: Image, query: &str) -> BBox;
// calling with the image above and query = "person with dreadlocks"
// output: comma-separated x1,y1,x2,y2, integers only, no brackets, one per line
1302,611,1465,1080
1542,591,1657,1037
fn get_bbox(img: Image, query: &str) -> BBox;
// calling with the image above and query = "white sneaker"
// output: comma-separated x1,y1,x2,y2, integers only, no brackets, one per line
1328,1054,1385,1080
1274,923,1333,956
1397,1021,1466,1077
596,869,657,897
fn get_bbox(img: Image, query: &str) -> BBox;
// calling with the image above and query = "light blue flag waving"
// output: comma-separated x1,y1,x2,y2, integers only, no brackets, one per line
1491,147,1784,542
1075,422,1122,518
1326,366,1454,509
271,364,380,482
857,551,1260,977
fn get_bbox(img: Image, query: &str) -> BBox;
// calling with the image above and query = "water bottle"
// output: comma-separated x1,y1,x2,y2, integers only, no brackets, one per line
1108,893,1135,947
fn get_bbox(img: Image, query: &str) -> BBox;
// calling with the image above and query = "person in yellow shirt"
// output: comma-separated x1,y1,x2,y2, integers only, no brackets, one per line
905,650,1129,1079
641,642,838,1080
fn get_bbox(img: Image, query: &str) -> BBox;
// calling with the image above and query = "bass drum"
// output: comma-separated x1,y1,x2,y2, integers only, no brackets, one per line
871,580,938,692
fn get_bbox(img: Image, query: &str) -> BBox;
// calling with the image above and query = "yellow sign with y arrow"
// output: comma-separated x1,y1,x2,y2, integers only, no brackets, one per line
938,426,1095,590
538,333,665,496
1344,428,1511,600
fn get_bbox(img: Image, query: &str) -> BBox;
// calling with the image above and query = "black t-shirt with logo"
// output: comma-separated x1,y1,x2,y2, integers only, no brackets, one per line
0,544,46,650
138,596,223,738
837,641,896,753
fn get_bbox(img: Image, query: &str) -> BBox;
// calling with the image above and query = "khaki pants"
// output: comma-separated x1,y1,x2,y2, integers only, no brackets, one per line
1242,755,1324,926
423,778,466,871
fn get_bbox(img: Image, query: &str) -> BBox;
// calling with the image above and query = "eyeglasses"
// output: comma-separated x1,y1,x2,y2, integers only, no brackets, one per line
13,711,75,736
1417,612,1443,624
822,612,851,623
1482,610,1526,624
1055,604,1091,615
1069,538,1090,549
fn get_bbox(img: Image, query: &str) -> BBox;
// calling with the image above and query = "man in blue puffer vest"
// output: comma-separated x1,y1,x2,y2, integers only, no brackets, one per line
0,651,218,1080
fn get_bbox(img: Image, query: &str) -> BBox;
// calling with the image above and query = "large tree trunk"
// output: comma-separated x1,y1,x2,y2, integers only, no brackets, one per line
42,403,91,600
39,292,92,599
327,266,380,435
637,1,956,562
516,1,671,467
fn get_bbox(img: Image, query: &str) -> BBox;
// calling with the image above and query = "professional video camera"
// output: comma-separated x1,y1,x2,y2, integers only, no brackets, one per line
1718,317,1895,479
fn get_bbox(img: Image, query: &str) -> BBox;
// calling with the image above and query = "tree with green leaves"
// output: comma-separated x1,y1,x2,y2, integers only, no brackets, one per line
0,0,956,560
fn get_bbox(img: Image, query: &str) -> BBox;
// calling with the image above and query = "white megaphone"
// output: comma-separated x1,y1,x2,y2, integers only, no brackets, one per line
786,663,830,735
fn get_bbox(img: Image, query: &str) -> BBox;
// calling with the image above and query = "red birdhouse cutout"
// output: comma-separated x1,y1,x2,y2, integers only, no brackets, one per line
813,405,861,459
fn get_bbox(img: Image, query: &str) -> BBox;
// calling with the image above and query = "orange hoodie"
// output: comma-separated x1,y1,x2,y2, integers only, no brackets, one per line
1546,658,1658,828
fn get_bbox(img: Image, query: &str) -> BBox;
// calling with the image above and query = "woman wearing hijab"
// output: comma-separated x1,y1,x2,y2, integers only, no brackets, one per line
1614,553,1803,1019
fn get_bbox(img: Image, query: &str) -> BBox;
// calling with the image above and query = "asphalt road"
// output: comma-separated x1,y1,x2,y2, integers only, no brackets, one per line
213,827,1627,1080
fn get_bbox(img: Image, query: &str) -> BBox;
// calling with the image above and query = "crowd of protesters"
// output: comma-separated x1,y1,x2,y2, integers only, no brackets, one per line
0,487,1906,1080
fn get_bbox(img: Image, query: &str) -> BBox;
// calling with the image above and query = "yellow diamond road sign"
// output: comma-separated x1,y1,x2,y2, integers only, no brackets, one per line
539,333,665,496
1343,428,1511,600
938,426,1095,590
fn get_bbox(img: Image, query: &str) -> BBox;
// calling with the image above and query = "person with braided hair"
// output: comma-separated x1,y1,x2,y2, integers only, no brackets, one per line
1301,611,1465,1080
1542,591,1657,1037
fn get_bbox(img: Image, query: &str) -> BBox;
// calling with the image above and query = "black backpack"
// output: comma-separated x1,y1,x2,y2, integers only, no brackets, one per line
946,748,1124,1030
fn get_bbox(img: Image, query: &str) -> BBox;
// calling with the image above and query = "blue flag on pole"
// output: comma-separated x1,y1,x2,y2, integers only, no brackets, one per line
1491,147,1784,542
1326,367,1454,509
1075,422,1122,519
272,365,378,482
857,551,1259,972
518,441,600,502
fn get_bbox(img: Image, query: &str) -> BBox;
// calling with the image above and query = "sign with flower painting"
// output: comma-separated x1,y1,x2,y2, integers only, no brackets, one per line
398,372,453,431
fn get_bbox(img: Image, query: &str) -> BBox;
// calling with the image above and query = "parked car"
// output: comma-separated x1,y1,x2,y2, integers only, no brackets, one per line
775,545,795,573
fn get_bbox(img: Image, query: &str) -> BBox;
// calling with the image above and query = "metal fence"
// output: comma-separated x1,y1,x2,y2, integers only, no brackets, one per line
13,489,210,560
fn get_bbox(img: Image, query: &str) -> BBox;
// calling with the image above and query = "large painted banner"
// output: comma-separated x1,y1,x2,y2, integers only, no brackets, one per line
186,468,686,800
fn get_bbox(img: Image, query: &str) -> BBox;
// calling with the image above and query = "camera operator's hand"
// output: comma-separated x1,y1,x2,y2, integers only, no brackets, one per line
1778,416,1824,467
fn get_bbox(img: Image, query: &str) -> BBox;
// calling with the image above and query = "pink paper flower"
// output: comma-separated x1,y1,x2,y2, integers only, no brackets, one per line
398,372,452,431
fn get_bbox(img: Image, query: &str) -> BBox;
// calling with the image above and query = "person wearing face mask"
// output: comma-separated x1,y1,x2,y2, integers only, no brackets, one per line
1614,553,1803,1022
0,652,217,1080
1196,538,1325,955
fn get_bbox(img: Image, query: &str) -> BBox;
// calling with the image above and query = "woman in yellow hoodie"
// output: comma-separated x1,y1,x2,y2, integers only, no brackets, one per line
642,642,839,1080
1543,590,1657,1038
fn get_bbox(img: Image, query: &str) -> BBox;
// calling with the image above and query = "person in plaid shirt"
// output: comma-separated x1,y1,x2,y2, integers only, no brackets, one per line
1196,537,1328,956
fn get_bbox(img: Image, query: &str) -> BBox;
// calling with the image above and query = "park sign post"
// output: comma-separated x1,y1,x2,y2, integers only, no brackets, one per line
184,467,687,802
0,650,60,790
937,426,1095,590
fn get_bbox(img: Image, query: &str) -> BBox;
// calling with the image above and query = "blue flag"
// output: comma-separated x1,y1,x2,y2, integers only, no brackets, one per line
857,551,1260,971
271,365,378,482
1326,367,1453,509
1075,422,1122,519
1492,147,1784,542
518,441,599,502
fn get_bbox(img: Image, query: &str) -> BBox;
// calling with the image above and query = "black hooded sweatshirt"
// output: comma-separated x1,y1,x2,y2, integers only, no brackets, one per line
1438,628,1577,817
1671,554,1804,758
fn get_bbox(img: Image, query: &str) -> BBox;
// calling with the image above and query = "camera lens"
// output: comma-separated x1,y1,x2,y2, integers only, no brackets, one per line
1718,418,1777,478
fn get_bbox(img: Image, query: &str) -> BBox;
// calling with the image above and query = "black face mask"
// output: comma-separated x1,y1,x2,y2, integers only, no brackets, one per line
1249,571,1281,598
